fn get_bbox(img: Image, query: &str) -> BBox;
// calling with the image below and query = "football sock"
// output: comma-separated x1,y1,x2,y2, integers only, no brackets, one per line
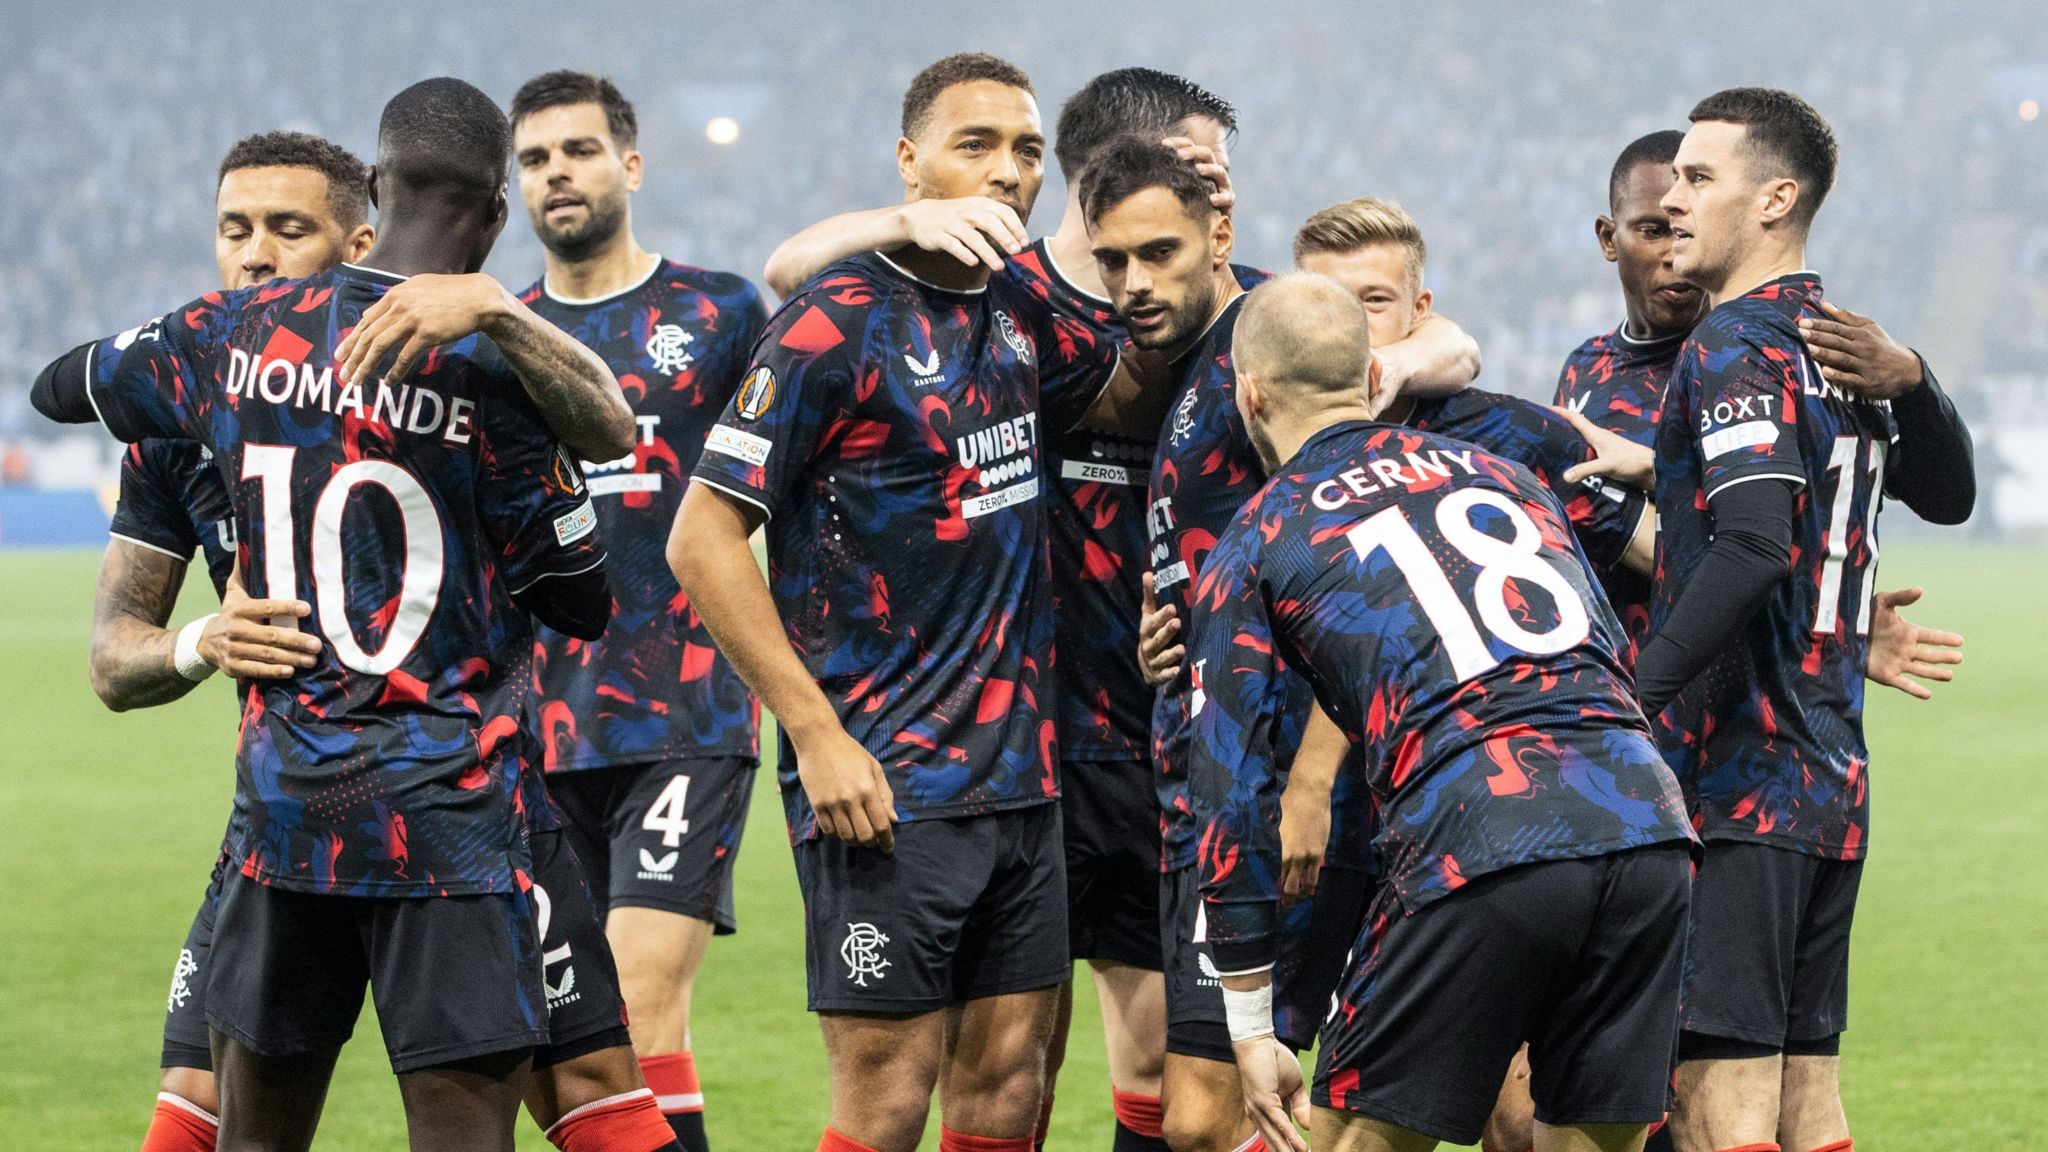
1806,1142,1853,1152
639,1052,707,1152
545,1089,682,1152
1032,1092,1054,1149
1714,1145,1780,1152
1230,1135,1270,1152
938,1127,1036,1152
1109,1090,1168,1152
141,1093,218,1152
817,1128,881,1152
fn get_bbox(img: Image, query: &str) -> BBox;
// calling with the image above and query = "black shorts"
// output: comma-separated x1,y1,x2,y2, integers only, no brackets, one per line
1680,841,1862,1050
1314,844,1691,1146
546,757,757,933
1062,758,1163,969
527,828,634,1069
161,859,226,1071
794,801,1070,1013
1162,863,1375,1062
205,871,547,1073
1273,865,1375,1052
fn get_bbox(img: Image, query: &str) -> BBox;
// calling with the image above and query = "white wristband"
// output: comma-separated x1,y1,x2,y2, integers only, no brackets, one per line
1221,980,1275,1043
174,615,219,682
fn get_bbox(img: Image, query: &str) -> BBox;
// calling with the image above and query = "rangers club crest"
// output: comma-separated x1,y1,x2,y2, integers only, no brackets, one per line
841,922,892,986
646,323,696,374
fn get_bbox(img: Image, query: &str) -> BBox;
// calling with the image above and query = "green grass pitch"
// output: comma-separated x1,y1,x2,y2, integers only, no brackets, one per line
1,545,2039,1149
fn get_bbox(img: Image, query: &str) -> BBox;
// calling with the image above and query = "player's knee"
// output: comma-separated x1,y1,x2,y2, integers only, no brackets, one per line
159,1065,219,1115
1161,1089,1239,1152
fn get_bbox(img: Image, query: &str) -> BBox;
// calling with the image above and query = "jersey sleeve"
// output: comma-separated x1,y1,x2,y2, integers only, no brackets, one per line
688,287,853,521
84,297,232,444
1688,324,1806,500
1188,524,1290,972
106,443,203,560
1018,289,1121,434
474,366,609,595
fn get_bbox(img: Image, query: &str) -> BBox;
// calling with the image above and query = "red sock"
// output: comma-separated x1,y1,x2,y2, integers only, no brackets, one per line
142,1093,218,1152
545,1089,679,1152
1806,1142,1853,1152
1033,1093,1054,1147
1110,1090,1165,1139
938,1127,1035,1152
638,1052,704,1120
1715,1145,1781,1152
818,1128,882,1152
1229,1136,1269,1152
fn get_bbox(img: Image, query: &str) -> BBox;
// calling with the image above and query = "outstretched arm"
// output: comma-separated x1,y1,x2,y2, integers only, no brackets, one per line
334,273,635,461
763,199,1029,298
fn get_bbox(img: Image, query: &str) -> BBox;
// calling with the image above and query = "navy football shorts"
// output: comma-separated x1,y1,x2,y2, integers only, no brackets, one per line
160,855,226,1071
205,870,546,1073
1314,843,1691,1146
1061,758,1163,969
1679,840,1862,1052
794,800,1070,1014
527,828,633,1069
547,756,756,933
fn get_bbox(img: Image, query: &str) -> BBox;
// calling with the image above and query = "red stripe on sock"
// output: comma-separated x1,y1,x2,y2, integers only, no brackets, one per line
638,1052,702,1114
1806,1142,1853,1152
546,1089,677,1152
1714,1145,1781,1152
142,1094,218,1152
1110,1089,1164,1139
939,1126,1036,1152
818,1127,883,1152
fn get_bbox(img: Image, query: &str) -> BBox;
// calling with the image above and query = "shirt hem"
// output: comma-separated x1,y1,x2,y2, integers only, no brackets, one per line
1392,829,1699,912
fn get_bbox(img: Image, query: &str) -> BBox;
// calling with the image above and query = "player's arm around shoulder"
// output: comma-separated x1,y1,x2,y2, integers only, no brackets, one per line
1376,310,1482,398
335,272,635,461
762,198,1028,299
90,548,317,711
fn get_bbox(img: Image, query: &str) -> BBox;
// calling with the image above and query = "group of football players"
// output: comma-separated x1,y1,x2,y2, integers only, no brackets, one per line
30,48,1975,1152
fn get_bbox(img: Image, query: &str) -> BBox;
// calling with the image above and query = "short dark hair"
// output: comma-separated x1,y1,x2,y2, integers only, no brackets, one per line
218,131,369,230
1689,87,1837,227
1607,129,1686,210
901,52,1033,140
377,77,511,195
510,69,638,148
1079,134,1215,228
1054,68,1237,180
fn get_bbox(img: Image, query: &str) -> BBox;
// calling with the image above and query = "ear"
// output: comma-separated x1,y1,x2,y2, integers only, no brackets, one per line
622,147,646,194
896,136,920,196
1211,210,1235,266
1758,177,1801,228
1595,215,1619,262
1413,287,1433,323
1236,366,1265,421
344,224,376,263
366,165,381,211
1363,354,1392,416
490,184,509,229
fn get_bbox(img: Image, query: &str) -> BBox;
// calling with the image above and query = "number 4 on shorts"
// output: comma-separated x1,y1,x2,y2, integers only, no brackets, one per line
643,774,693,847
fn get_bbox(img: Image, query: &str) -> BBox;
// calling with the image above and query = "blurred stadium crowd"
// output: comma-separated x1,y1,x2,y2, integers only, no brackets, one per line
3,1,2044,530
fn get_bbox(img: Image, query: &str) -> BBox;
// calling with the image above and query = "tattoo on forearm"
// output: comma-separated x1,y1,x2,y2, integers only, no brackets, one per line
496,308,632,461
90,542,195,709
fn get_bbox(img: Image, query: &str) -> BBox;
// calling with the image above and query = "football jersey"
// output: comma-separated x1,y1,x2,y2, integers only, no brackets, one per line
83,265,608,897
1145,281,1374,875
689,251,1117,837
1006,240,1151,761
1554,325,1687,663
1651,272,1896,860
1192,420,1693,958
1403,387,1648,574
522,259,767,771
108,439,236,597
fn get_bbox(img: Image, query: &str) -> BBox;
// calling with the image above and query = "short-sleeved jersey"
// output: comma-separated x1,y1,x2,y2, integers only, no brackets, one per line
1191,421,1693,960
689,252,1117,837
1651,273,1897,860
1403,387,1648,574
84,265,607,896
1145,279,1374,875
109,439,236,596
1555,325,1687,663
521,259,767,772
1006,240,1151,761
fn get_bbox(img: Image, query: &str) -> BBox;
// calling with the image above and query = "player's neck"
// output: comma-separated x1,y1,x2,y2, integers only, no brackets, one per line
358,222,486,277
545,229,656,303
1710,237,1809,309
1046,190,1109,299
1272,402,1376,467
886,241,992,293
1621,299,1700,344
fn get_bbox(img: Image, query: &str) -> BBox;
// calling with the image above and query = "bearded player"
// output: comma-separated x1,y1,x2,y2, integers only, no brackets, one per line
509,70,770,1152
